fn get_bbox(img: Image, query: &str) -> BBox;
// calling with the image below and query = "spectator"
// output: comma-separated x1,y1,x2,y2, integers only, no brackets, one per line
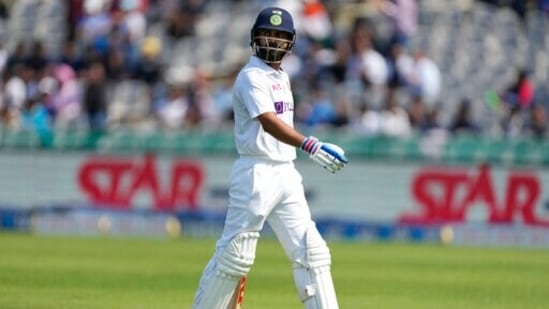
300,0,333,44
51,64,83,129
501,104,525,138
348,20,389,88
345,18,389,111
511,0,528,25
331,96,351,128
67,0,85,39
59,39,86,73
374,0,418,47
357,101,383,136
405,47,441,106
523,103,548,139
24,41,49,76
154,85,192,129
20,95,53,141
325,38,351,85
143,0,164,24
0,103,19,129
540,0,549,14
37,75,58,119
449,98,479,134
22,64,40,105
0,0,8,19
134,36,163,86
501,69,535,109
380,87,412,137
5,42,27,75
80,45,105,73
189,70,218,127
132,36,164,121
407,95,426,131
421,104,444,133
496,69,536,138
293,39,327,88
108,76,150,128
77,0,113,55
111,0,147,71
211,70,238,126
165,0,206,39
0,42,8,76
3,64,27,110
387,42,414,88
0,66,23,129
104,47,128,81
419,104,448,159
297,83,337,129
83,61,108,131
1,0,547,139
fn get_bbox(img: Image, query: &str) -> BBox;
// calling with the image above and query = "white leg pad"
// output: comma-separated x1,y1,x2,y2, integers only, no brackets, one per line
193,232,259,309
292,224,339,309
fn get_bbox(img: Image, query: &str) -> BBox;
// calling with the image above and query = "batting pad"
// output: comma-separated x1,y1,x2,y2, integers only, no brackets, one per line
292,224,339,309
193,232,259,309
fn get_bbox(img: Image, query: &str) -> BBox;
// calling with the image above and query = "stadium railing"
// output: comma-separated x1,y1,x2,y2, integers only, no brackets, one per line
1,127,548,167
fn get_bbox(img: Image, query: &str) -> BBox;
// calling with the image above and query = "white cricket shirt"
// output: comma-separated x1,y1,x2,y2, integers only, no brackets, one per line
232,56,296,162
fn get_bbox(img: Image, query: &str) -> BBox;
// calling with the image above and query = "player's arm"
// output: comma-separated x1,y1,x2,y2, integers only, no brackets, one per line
257,112,348,173
257,112,304,147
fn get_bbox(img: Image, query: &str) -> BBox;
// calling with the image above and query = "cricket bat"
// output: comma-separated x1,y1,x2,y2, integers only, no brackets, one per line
227,276,247,309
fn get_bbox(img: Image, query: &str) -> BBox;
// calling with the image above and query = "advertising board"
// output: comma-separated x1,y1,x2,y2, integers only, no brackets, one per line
1,152,548,228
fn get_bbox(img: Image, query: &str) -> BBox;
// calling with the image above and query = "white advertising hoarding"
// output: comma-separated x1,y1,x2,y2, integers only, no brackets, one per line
1,152,548,227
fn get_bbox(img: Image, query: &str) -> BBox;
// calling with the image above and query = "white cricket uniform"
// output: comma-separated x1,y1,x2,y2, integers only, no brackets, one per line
194,55,315,302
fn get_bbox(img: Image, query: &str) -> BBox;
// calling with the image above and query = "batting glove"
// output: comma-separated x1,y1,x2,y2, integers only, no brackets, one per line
300,136,348,173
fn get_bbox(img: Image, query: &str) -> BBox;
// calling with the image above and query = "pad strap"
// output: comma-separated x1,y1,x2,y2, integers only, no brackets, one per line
292,224,339,309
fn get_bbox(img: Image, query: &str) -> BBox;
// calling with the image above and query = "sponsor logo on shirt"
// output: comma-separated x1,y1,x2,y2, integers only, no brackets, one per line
274,101,293,114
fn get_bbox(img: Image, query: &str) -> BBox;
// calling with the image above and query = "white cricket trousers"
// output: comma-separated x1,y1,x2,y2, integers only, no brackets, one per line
194,157,315,301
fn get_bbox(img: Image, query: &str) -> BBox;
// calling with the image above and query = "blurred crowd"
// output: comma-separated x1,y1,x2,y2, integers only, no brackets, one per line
0,0,547,141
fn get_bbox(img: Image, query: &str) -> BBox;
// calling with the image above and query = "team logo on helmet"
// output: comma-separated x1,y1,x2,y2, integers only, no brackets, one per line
269,14,282,26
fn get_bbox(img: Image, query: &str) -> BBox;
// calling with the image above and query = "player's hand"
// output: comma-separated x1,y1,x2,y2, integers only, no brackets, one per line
300,136,348,173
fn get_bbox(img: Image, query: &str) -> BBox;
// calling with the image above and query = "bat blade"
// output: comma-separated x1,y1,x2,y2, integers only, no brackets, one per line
228,276,247,309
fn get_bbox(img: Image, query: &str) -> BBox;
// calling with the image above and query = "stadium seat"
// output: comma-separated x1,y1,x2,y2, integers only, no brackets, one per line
0,128,41,149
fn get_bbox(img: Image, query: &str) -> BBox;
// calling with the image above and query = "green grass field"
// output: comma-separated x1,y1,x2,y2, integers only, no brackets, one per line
1,232,548,309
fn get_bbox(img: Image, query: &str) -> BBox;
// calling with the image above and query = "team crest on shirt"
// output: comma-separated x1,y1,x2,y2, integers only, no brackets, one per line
272,83,282,91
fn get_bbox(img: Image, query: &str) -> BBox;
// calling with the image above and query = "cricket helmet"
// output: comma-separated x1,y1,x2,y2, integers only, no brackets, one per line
250,7,296,64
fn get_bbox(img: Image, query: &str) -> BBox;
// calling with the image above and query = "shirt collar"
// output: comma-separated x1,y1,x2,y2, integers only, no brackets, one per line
250,55,283,75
